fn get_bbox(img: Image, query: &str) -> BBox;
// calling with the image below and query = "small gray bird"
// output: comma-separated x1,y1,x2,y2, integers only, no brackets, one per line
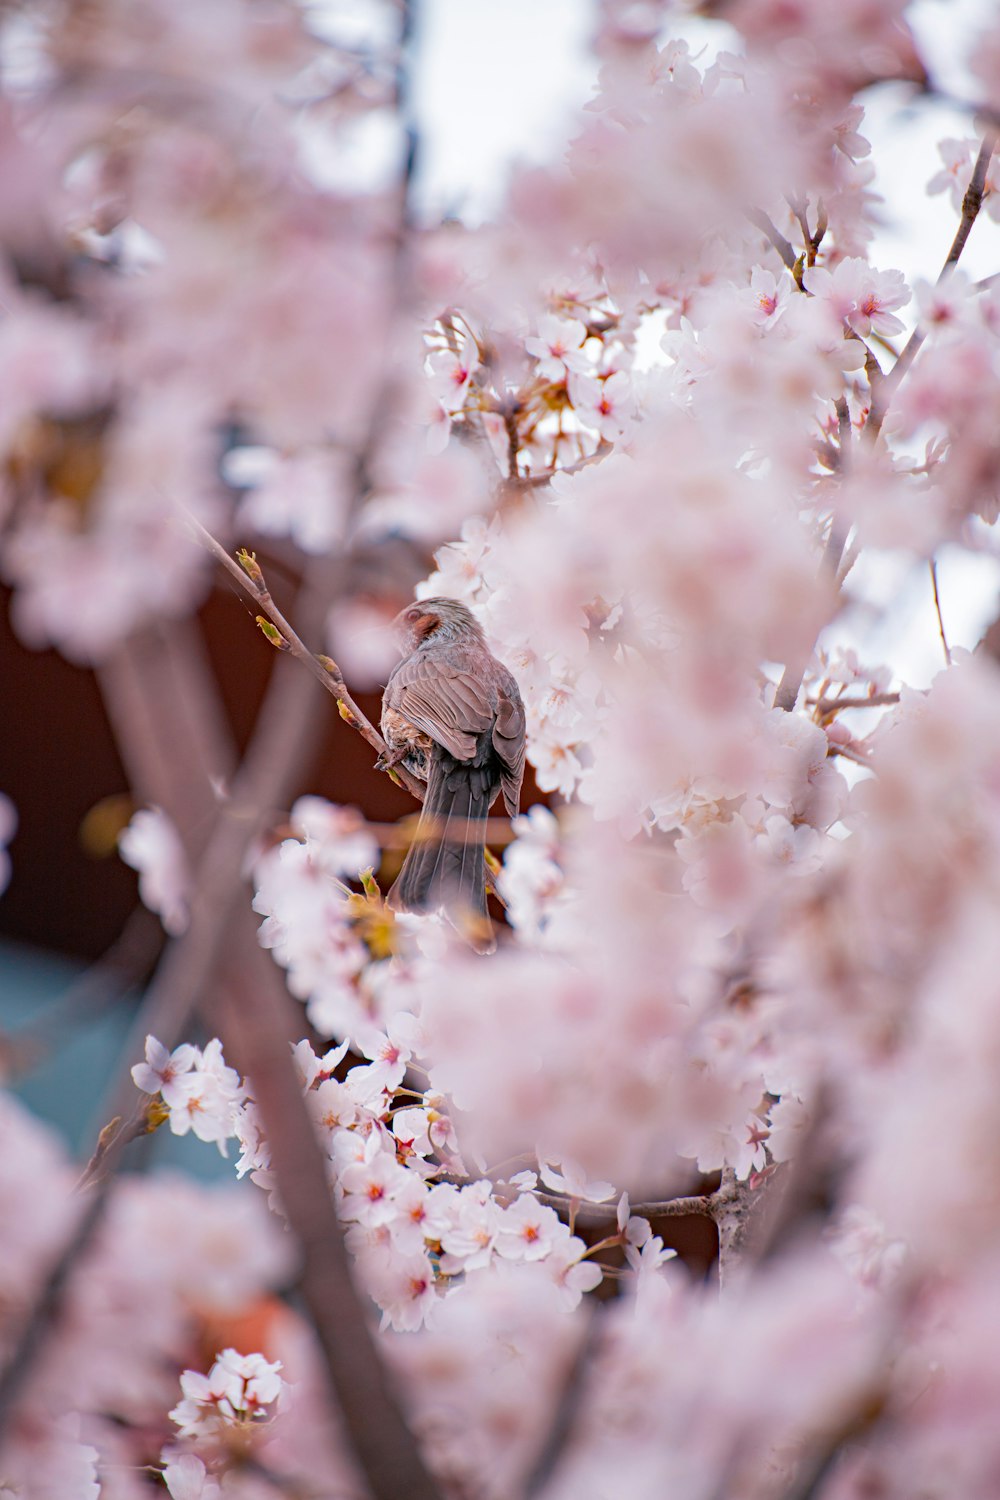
379,597,525,951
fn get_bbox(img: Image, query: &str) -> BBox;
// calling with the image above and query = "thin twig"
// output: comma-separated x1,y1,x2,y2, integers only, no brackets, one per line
745,207,798,272
77,1102,160,1189
929,558,952,665
868,128,998,440
807,691,901,715
179,508,425,804
828,742,872,769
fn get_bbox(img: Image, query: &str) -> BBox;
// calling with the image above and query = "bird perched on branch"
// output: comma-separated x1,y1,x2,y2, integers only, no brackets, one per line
379,597,525,952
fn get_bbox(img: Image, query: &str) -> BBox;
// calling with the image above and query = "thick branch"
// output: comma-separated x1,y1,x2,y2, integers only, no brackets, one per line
213,937,444,1500
523,1305,601,1498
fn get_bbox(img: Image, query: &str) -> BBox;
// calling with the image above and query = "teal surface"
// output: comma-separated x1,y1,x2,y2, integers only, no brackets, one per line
0,939,234,1180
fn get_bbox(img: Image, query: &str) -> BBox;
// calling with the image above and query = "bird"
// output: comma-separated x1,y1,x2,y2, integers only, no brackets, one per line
379,596,525,952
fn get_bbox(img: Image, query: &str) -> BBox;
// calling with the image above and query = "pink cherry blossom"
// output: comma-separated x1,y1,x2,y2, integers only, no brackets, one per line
118,807,191,936
803,256,910,338
524,314,591,380
130,1034,199,1103
496,1195,564,1262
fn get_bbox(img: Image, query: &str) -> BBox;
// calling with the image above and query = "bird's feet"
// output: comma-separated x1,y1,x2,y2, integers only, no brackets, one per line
375,745,407,773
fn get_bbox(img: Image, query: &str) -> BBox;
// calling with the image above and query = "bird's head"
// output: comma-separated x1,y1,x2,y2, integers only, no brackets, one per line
392,597,486,654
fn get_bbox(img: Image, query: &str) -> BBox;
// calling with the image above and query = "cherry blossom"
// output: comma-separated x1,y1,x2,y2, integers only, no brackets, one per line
117,806,192,936
803,256,910,339
168,1349,285,1440
524,314,591,381
131,1034,200,1104
133,1035,244,1154
162,1453,220,1500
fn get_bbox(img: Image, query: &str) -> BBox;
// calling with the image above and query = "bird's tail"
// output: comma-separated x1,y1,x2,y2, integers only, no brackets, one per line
387,751,495,953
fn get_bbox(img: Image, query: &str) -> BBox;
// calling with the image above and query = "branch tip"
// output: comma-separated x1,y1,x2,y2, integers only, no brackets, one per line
236,548,265,588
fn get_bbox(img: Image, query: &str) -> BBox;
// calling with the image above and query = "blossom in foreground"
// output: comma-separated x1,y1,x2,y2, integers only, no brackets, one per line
132,1035,244,1155
118,806,191,936
168,1348,285,1440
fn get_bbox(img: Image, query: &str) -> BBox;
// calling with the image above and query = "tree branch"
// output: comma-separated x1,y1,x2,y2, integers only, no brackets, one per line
533,1189,716,1223
868,127,998,440
523,1305,601,1498
179,509,426,805
745,207,798,273
929,557,952,666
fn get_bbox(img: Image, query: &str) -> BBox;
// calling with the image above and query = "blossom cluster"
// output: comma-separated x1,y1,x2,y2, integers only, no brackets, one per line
207,1027,613,1333
132,1035,244,1156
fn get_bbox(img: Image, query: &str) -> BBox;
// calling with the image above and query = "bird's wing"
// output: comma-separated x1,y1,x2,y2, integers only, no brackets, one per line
386,650,495,762
493,668,526,815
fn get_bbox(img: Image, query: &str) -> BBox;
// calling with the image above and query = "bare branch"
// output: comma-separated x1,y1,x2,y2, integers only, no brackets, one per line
0,906,161,1077
213,914,446,1500
929,557,952,666
745,207,798,272
523,1305,601,1498
180,508,426,804
868,128,998,440
807,691,901,716
533,1189,716,1223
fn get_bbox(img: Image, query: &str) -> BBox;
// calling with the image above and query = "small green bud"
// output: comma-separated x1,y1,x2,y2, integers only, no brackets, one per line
256,616,289,650
236,548,265,586
316,654,344,682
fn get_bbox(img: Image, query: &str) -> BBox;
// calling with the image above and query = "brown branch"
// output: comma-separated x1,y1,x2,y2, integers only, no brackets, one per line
828,741,872,768
689,1165,790,1299
868,128,998,440
213,910,445,1500
105,593,445,1497
523,1305,601,1498
180,509,425,805
533,1189,716,1223
745,207,798,272
807,691,900,715
0,905,161,1077
929,557,952,666
0,1192,109,1430
77,1101,163,1190
774,655,812,714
